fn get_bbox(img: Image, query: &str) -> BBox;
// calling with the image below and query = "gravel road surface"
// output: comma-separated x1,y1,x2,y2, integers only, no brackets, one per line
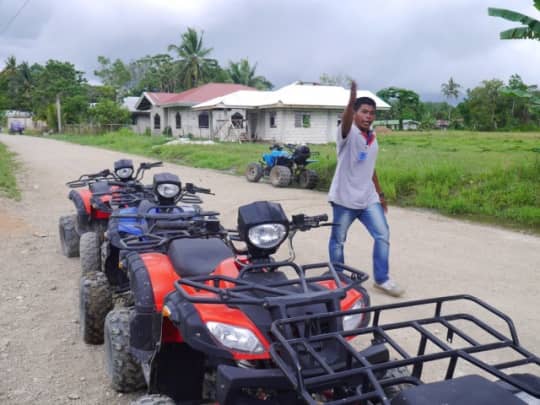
0,134,538,404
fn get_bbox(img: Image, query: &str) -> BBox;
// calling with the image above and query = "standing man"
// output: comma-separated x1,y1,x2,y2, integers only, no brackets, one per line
328,81,404,297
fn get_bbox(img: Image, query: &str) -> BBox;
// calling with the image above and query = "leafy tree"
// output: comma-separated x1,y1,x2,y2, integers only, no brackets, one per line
227,58,272,90
89,100,130,126
167,27,218,88
62,94,90,124
87,84,116,103
498,74,540,128
94,56,131,100
32,60,88,124
0,56,33,110
488,1,540,41
458,79,506,130
376,87,421,130
129,54,183,94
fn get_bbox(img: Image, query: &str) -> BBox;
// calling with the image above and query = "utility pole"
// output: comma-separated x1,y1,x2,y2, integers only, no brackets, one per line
56,93,62,133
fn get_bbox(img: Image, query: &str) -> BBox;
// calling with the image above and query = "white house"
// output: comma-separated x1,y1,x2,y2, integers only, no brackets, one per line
132,83,256,137
192,82,390,144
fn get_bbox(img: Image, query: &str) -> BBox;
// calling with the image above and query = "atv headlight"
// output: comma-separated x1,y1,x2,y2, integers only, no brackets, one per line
156,183,180,199
207,322,264,353
116,167,133,179
343,299,367,331
247,223,287,249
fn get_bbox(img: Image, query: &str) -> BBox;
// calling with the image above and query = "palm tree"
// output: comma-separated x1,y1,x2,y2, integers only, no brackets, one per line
227,58,273,90
488,1,540,41
441,77,461,121
168,27,218,89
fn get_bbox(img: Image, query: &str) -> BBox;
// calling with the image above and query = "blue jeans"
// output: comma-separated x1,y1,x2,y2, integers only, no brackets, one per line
328,202,390,284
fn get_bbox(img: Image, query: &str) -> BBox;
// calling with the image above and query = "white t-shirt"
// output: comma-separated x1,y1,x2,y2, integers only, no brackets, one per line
328,123,380,209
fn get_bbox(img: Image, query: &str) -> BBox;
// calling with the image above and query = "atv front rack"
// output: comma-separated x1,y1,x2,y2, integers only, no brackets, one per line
269,294,540,404
175,261,369,317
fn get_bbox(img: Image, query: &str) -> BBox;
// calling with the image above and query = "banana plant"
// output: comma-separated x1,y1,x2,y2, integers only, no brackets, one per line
488,1,540,41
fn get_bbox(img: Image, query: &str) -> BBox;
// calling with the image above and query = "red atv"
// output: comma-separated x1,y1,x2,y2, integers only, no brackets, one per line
79,173,216,345
104,201,370,403
58,159,161,262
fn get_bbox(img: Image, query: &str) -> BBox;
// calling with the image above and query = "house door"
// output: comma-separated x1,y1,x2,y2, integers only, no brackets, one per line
248,113,258,140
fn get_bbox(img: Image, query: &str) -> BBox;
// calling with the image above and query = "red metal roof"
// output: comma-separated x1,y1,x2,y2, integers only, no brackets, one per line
146,83,256,106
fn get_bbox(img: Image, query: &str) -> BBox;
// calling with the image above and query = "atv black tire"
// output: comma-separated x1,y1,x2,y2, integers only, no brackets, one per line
59,215,80,257
105,308,146,392
245,162,263,182
80,231,101,275
298,169,318,189
80,272,113,344
130,395,175,405
269,165,292,187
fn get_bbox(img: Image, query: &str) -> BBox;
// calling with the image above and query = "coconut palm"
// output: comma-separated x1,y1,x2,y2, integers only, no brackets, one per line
168,27,218,89
488,1,540,41
227,58,273,90
441,77,461,121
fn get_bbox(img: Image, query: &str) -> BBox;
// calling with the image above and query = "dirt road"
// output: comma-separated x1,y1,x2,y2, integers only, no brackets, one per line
0,134,538,404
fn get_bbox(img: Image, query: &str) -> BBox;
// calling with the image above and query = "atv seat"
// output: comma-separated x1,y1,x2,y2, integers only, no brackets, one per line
390,374,526,405
168,238,233,278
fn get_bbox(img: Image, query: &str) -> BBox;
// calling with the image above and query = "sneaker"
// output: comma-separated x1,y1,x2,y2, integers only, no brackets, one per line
374,279,405,297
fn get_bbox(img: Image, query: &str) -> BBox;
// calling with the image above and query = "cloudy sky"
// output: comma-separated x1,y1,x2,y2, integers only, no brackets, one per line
1,0,539,101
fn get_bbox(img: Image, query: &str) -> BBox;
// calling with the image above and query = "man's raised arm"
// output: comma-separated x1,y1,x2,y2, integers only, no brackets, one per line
341,80,357,139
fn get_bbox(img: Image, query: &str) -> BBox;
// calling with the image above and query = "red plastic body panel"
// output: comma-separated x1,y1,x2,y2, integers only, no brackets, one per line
76,189,112,220
140,252,365,359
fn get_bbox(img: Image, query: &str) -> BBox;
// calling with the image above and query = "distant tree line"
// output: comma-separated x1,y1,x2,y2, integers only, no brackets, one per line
1,22,539,132
0,27,273,130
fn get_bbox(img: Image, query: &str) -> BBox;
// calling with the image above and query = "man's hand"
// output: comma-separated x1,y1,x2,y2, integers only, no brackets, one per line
349,80,357,103
380,196,388,213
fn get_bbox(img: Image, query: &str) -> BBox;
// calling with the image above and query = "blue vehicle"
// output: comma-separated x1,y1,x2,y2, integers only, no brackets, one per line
246,143,319,188
9,121,24,134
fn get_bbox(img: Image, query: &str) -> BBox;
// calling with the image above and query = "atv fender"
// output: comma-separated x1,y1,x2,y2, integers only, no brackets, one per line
69,189,91,230
126,252,166,362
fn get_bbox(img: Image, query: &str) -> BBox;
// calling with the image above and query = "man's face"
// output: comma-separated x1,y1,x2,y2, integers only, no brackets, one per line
354,104,376,131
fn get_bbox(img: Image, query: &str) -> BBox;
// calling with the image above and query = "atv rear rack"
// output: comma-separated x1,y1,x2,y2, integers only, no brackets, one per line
268,294,540,404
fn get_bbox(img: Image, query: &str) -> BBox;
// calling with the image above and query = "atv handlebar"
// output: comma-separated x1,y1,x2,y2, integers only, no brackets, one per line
184,183,213,195
291,213,329,231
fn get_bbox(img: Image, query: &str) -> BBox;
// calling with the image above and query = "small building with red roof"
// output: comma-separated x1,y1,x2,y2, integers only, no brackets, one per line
132,83,256,137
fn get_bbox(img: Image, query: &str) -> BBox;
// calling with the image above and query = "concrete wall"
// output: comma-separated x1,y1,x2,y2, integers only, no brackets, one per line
256,109,341,144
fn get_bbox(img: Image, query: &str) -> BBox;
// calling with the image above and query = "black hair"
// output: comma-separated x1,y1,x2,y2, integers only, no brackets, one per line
353,97,376,111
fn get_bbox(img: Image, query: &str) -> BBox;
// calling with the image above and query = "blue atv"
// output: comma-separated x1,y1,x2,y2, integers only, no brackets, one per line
245,143,319,188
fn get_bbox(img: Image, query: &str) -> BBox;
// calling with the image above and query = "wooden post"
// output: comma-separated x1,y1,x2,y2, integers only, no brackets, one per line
56,94,62,133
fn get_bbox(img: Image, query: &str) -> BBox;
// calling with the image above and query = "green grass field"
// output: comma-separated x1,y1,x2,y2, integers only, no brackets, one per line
0,142,21,199
49,129,540,233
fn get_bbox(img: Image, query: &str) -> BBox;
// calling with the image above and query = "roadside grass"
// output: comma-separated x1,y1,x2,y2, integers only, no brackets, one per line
48,130,540,233
0,142,21,199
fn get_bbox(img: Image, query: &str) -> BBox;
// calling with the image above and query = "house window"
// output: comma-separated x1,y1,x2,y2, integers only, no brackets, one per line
198,112,209,128
269,112,276,128
294,112,311,128
337,113,342,126
231,112,243,128
154,114,161,129
175,112,181,129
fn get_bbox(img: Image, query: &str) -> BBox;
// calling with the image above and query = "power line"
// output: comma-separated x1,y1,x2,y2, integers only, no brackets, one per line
0,0,31,35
